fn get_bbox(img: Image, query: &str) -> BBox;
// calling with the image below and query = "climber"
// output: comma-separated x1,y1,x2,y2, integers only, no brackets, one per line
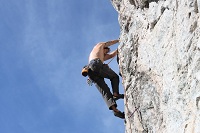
81,39,125,119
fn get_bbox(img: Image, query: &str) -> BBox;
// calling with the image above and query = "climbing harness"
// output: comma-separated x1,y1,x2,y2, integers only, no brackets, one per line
82,52,118,86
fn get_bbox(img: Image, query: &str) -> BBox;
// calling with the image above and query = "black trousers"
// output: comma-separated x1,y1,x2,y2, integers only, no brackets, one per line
88,58,119,110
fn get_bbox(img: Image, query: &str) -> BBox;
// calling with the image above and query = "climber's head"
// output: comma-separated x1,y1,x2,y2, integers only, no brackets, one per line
104,47,110,53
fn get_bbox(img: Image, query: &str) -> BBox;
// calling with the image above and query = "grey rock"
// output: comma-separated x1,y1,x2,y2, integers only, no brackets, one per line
111,0,200,132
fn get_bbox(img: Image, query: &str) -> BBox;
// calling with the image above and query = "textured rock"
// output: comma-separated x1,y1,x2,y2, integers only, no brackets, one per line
111,0,200,132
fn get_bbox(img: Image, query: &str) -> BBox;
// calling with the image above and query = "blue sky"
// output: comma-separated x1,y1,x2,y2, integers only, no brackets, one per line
0,0,125,133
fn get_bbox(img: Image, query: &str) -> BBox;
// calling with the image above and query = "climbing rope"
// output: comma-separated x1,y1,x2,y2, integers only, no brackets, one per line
106,55,116,65
128,107,139,118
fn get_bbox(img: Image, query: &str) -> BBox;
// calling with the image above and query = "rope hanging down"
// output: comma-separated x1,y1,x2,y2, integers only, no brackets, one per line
106,56,116,65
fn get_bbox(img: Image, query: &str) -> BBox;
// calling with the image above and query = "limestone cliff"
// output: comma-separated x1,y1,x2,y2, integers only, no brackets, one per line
111,0,200,132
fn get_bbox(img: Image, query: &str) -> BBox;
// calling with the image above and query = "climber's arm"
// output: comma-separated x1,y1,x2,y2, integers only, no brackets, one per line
104,49,118,61
104,39,119,47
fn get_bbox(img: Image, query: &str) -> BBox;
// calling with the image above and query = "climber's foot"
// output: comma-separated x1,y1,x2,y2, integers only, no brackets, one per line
113,110,125,119
113,94,124,101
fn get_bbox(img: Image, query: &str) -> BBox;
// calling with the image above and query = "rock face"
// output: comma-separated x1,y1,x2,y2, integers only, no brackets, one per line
111,0,200,132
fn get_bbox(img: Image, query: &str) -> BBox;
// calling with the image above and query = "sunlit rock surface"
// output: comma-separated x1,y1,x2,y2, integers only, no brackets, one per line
111,0,200,132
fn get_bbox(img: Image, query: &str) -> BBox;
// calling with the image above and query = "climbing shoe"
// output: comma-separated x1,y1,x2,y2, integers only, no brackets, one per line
113,94,124,101
113,111,125,119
